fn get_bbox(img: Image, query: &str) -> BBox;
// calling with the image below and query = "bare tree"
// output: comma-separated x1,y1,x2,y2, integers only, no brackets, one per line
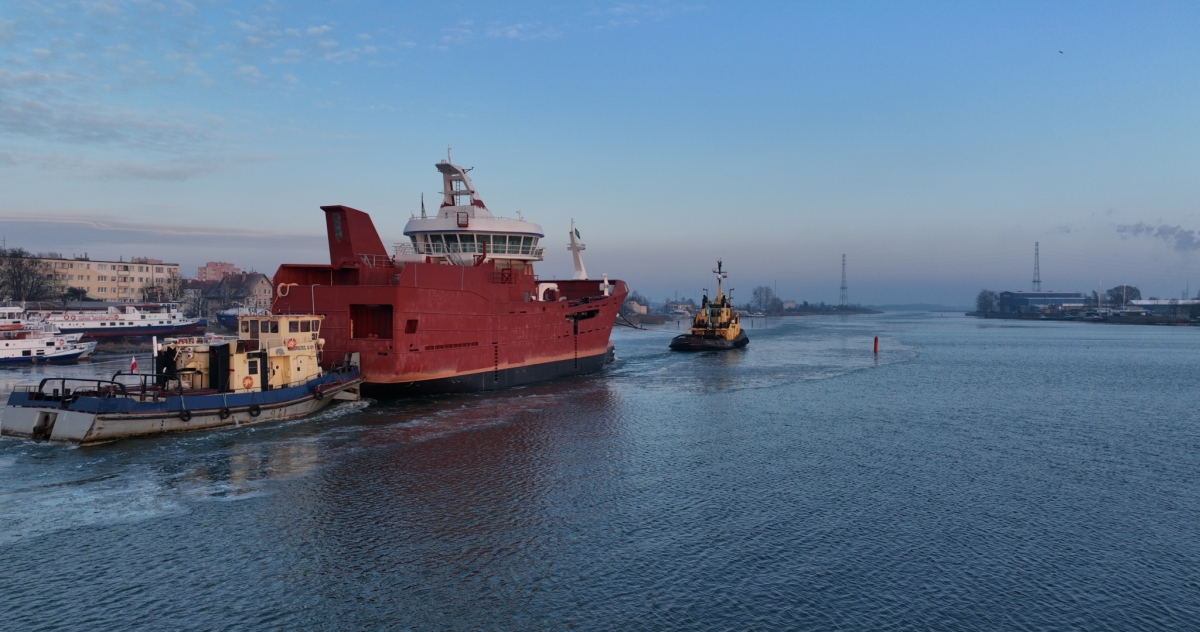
1105,285,1141,306
751,286,776,311
140,270,183,303
975,289,998,313
0,248,57,301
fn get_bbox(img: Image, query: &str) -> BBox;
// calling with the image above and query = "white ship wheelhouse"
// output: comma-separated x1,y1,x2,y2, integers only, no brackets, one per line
398,158,545,265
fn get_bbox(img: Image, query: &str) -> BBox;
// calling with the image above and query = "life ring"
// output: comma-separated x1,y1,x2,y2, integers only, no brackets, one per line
242,376,254,389
312,386,325,401
56,338,64,346
248,404,262,417
286,338,297,350
218,408,231,420
69,315,75,321
180,410,192,422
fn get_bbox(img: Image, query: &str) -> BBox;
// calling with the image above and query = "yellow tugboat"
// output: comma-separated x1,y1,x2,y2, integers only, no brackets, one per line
670,260,749,351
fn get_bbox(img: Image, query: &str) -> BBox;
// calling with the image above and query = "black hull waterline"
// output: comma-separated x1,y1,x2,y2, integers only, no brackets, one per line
669,331,749,351
363,347,614,398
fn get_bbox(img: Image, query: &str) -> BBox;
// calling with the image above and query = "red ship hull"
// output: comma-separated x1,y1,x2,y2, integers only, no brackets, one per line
271,206,627,396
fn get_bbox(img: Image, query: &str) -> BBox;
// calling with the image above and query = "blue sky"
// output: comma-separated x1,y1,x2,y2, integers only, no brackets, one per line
2,1,1200,305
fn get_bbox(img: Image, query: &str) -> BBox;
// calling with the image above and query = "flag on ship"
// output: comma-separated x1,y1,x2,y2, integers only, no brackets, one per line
131,356,138,373
575,228,581,239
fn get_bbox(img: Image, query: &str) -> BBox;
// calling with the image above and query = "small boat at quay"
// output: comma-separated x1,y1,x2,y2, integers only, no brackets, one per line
37,303,203,339
0,308,97,364
1,314,363,445
669,260,749,351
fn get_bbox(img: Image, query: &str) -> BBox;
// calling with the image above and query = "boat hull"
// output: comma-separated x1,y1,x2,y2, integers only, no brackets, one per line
669,331,749,351
0,347,94,365
49,322,203,339
274,261,626,392
2,372,362,445
365,345,614,397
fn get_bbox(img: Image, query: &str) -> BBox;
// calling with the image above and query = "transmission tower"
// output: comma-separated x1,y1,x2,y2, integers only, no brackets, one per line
1032,242,1041,292
839,254,848,307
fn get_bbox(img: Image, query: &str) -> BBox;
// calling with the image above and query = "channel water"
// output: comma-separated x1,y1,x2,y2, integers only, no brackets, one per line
1,313,1198,629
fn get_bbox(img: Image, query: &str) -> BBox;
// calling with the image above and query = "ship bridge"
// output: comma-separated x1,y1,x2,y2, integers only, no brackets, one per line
399,158,545,265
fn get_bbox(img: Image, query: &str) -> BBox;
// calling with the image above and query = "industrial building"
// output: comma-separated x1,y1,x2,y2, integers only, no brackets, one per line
998,291,1086,313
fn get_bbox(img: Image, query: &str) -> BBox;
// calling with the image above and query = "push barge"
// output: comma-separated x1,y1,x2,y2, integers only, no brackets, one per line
271,156,628,395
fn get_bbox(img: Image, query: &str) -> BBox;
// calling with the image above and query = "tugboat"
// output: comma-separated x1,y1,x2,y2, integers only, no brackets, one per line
1,314,363,444
669,260,749,351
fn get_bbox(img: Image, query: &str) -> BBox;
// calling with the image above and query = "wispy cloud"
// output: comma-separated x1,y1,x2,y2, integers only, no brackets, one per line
0,94,208,150
486,22,561,41
236,65,266,81
0,149,269,181
439,25,473,46
1116,222,1200,252
594,2,703,29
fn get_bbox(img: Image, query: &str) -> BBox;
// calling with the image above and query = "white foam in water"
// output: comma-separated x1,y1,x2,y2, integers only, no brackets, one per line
0,466,186,545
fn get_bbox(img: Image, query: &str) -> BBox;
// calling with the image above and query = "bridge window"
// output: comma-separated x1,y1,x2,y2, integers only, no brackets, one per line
300,320,311,333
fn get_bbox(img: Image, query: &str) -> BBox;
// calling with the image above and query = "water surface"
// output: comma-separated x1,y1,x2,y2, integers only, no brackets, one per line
1,314,1198,630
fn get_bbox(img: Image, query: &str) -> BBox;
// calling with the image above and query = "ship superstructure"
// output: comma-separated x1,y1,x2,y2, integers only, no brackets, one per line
271,156,628,394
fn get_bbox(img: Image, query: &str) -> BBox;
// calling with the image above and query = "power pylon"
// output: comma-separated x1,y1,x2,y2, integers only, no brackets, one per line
839,254,848,307
1032,242,1041,292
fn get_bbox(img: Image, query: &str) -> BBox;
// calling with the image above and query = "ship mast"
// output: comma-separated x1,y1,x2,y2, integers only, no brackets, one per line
569,219,587,280
714,260,725,303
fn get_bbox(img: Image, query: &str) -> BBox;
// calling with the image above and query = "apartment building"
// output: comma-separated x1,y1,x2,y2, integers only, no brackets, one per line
42,255,181,301
196,261,241,281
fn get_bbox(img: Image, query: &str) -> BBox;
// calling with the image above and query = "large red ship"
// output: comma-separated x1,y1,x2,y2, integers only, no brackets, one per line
270,156,628,395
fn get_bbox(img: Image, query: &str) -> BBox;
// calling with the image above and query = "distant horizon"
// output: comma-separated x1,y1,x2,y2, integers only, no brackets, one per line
4,2,1199,305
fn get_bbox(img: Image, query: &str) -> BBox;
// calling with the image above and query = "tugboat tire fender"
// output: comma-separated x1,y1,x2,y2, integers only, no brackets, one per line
248,404,262,417
218,407,231,420
180,409,192,422
312,386,325,401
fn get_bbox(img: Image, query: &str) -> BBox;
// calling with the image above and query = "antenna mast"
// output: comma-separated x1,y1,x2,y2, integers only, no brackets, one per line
839,254,848,307
1032,242,1041,292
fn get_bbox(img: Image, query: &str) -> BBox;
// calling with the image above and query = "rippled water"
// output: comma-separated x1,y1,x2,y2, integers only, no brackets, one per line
2,313,1198,630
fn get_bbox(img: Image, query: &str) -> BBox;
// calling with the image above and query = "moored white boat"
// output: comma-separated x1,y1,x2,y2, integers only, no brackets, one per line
36,303,202,339
0,308,97,364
